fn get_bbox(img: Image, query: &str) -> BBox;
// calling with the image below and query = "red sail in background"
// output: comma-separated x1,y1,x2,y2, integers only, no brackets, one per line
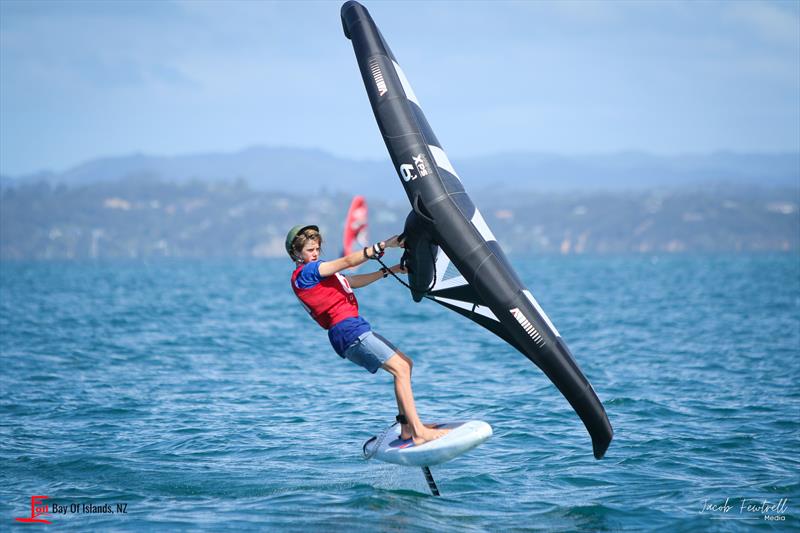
342,196,368,256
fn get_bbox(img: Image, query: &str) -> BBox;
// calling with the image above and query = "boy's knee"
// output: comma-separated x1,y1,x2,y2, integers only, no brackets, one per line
399,352,413,370
384,352,411,378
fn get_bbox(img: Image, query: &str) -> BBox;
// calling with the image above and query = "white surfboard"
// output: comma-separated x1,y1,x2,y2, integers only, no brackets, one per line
362,420,492,467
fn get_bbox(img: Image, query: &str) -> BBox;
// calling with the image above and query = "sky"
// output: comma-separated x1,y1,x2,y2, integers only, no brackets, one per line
1,0,798,176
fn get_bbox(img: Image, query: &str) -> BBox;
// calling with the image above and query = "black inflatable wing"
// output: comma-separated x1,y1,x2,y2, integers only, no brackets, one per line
341,1,613,459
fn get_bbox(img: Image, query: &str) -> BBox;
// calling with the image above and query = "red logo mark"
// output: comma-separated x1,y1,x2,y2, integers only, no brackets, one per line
16,495,52,524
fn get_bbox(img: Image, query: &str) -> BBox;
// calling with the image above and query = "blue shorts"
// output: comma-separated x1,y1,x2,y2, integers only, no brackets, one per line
343,331,399,374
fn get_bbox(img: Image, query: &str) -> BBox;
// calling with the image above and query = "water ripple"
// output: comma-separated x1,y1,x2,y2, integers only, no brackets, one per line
1,255,798,531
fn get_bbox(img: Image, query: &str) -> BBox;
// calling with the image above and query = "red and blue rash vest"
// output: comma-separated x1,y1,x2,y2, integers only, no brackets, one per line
292,261,371,355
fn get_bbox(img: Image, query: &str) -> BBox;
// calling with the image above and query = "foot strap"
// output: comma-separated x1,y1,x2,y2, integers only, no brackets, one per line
396,413,408,425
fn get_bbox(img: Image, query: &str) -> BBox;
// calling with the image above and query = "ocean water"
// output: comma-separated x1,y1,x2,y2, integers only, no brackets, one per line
1,254,798,531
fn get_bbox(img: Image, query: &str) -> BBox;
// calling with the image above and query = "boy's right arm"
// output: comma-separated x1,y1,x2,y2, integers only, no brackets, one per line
318,235,403,278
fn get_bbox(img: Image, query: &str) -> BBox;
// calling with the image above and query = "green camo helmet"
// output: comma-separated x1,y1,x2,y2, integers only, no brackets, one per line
285,224,319,260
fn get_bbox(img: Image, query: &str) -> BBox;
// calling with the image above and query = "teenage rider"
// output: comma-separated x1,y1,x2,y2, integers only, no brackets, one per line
287,224,448,446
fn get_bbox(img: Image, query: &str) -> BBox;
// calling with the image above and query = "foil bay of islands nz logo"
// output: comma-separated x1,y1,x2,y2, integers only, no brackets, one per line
400,154,431,182
16,496,51,524
16,495,129,524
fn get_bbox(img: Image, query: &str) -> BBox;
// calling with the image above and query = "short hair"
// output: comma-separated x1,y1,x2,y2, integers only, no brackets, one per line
292,227,322,259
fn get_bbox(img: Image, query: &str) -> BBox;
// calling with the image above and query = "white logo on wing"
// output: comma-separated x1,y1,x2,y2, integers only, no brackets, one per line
400,153,430,182
412,154,430,177
510,307,546,347
369,59,388,97
400,163,416,182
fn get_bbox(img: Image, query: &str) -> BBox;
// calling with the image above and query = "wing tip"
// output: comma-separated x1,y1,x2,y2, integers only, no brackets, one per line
592,425,614,459
341,1,366,40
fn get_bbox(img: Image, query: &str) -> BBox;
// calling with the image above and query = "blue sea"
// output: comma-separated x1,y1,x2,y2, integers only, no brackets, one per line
1,254,798,531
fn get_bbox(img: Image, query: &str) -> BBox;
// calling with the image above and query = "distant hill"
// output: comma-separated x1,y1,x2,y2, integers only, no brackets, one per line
1,147,391,199
1,177,797,260
2,147,797,259
2,147,797,199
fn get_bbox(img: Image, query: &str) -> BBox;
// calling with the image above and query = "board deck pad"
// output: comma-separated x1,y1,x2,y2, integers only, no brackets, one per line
363,420,492,467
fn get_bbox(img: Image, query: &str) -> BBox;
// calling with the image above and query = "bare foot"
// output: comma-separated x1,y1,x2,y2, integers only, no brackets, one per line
399,423,448,441
412,426,450,446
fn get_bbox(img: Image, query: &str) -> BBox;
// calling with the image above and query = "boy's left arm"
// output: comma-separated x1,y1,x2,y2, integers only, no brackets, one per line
346,265,405,289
